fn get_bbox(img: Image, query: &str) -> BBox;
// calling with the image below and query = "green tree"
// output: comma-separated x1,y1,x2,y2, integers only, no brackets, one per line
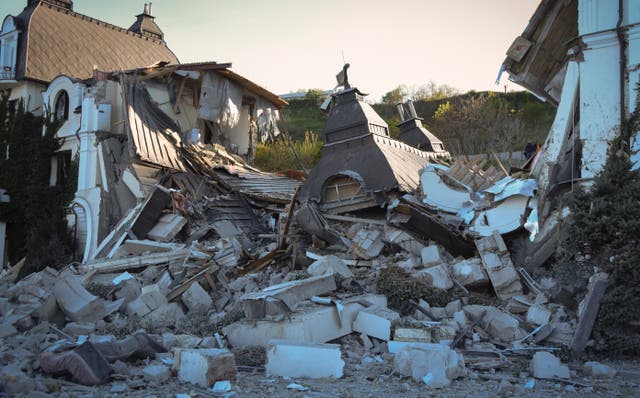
381,85,408,105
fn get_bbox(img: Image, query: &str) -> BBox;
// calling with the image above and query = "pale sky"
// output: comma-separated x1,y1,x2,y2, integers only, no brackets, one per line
1,0,540,101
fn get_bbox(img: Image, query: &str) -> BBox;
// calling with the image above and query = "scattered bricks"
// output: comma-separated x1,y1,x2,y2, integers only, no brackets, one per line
145,302,185,329
142,364,171,383
475,235,523,300
181,282,213,315
175,348,237,388
526,305,551,326
224,294,387,348
394,328,431,342
353,306,400,341
127,290,167,318
445,300,463,317
421,245,443,267
531,351,570,379
266,340,344,379
393,344,465,388
463,305,526,343
583,361,617,378
147,213,187,242
240,274,336,320
449,257,490,287
307,255,354,279
351,228,385,259
384,227,424,257
419,264,453,290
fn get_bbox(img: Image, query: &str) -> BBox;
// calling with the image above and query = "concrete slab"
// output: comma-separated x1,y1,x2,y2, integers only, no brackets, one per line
307,255,354,279
148,213,187,242
353,306,400,341
175,348,237,387
181,282,212,316
394,344,465,388
224,294,387,348
531,351,570,379
419,264,453,290
449,257,490,287
421,245,443,267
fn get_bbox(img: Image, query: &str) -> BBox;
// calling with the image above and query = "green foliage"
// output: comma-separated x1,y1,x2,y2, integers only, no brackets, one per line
254,131,322,172
279,96,327,141
551,94,640,356
381,85,409,105
0,90,74,275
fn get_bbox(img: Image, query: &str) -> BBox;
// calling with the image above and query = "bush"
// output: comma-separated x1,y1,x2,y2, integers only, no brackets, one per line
254,131,322,172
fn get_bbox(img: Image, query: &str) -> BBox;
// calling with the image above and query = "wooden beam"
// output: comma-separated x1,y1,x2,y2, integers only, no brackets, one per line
324,214,386,226
81,248,191,274
571,273,608,358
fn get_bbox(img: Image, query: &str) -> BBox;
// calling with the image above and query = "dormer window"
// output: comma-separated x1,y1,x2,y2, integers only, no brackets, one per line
54,90,69,122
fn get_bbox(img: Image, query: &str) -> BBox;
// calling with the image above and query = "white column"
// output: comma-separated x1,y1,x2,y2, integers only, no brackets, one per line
580,31,621,179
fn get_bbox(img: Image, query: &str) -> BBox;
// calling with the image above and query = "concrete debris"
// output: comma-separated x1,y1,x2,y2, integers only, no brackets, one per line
394,328,431,342
240,274,337,320
350,228,385,259
148,213,188,242
142,364,171,383
421,245,444,267
266,340,344,378
353,306,400,341
464,305,526,343
475,235,523,300
307,255,354,279
526,304,551,326
449,257,490,287
419,264,453,290
531,351,570,379
394,344,465,388
181,282,213,315
583,361,617,378
175,348,237,387
384,227,424,256
53,271,123,322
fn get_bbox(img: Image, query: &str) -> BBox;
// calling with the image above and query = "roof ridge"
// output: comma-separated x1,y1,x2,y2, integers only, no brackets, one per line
35,0,169,46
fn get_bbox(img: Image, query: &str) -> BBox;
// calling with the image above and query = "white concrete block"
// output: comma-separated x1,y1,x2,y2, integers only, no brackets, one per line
148,213,187,242
142,364,170,383
584,361,617,378
526,305,552,326
463,305,526,343
445,300,463,316
419,264,453,290
175,348,237,387
394,328,431,342
388,340,440,354
351,228,385,259
531,351,570,379
307,255,354,279
182,282,212,315
353,306,400,341
449,257,490,287
224,294,387,348
384,227,424,256
266,340,344,378
421,245,443,267
394,344,465,388
398,255,422,270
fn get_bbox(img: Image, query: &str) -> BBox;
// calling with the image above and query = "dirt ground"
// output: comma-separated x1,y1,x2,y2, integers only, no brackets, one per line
34,358,640,398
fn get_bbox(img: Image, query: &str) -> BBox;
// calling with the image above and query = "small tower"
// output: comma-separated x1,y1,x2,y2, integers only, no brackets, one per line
129,3,165,41
396,100,447,153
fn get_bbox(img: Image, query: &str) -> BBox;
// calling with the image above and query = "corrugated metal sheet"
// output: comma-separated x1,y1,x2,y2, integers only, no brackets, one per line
215,165,302,203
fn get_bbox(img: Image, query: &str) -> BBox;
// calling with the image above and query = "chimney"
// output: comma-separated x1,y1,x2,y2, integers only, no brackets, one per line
407,100,418,119
148,2,153,16
129,2,164,40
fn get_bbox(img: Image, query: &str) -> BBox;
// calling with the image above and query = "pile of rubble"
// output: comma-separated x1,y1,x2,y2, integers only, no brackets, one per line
0,159,623,396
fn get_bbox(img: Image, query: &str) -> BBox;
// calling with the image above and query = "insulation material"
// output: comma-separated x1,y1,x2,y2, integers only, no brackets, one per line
255,97,281,141
198,72,242,129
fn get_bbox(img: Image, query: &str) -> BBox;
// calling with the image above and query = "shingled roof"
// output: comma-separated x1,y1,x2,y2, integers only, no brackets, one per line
14,1,178,83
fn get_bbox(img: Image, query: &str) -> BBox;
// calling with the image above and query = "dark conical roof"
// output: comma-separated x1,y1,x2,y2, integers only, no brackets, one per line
129,4,165,40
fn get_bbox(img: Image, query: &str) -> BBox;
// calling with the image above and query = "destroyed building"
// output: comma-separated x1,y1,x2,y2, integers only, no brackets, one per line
0,0,635,395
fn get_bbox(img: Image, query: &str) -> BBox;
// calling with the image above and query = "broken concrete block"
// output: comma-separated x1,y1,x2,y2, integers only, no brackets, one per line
240,274,336,320
583,361,617,378
398,255,422,270
353,306,400,341
463,305,526,343
145,302,185,329
429,306,447,321
421,245,443,267
175,348,237,387
531,351,570,379
388,340,436,353
127,290,167,318
449,257,489,287
475,235,523,300
432,321,459,343
307,255,354,279
453,310,467,329
142,364,171,383
547,322,574,346
63,322,96,336
147,213,187,242
224,294,387,348
351,228,385,259
394,344,465,388
526,305,551,326
419,264,453,290
53,272,122,322
114,278,142,306
181,283,212,316
266,340,344,378
445,300,463,316
394,328,431,342
40,342,113,385
384,227,424,256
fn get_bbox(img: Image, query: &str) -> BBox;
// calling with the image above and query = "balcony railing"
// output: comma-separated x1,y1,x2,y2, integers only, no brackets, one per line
0,67,16,81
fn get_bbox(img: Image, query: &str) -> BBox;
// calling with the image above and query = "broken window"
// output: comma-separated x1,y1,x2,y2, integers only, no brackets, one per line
54,90,69,122
323,175,367,203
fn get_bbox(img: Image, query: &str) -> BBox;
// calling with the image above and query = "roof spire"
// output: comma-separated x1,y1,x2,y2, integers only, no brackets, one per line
129,2,164,41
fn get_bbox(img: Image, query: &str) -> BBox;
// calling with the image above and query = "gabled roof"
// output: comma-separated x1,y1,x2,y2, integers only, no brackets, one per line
14,1,178,82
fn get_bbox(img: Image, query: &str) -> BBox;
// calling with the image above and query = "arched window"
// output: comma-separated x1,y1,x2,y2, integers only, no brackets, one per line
54,90,69,122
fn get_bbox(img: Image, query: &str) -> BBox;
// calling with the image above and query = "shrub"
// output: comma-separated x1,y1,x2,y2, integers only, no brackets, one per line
254,131,322,172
